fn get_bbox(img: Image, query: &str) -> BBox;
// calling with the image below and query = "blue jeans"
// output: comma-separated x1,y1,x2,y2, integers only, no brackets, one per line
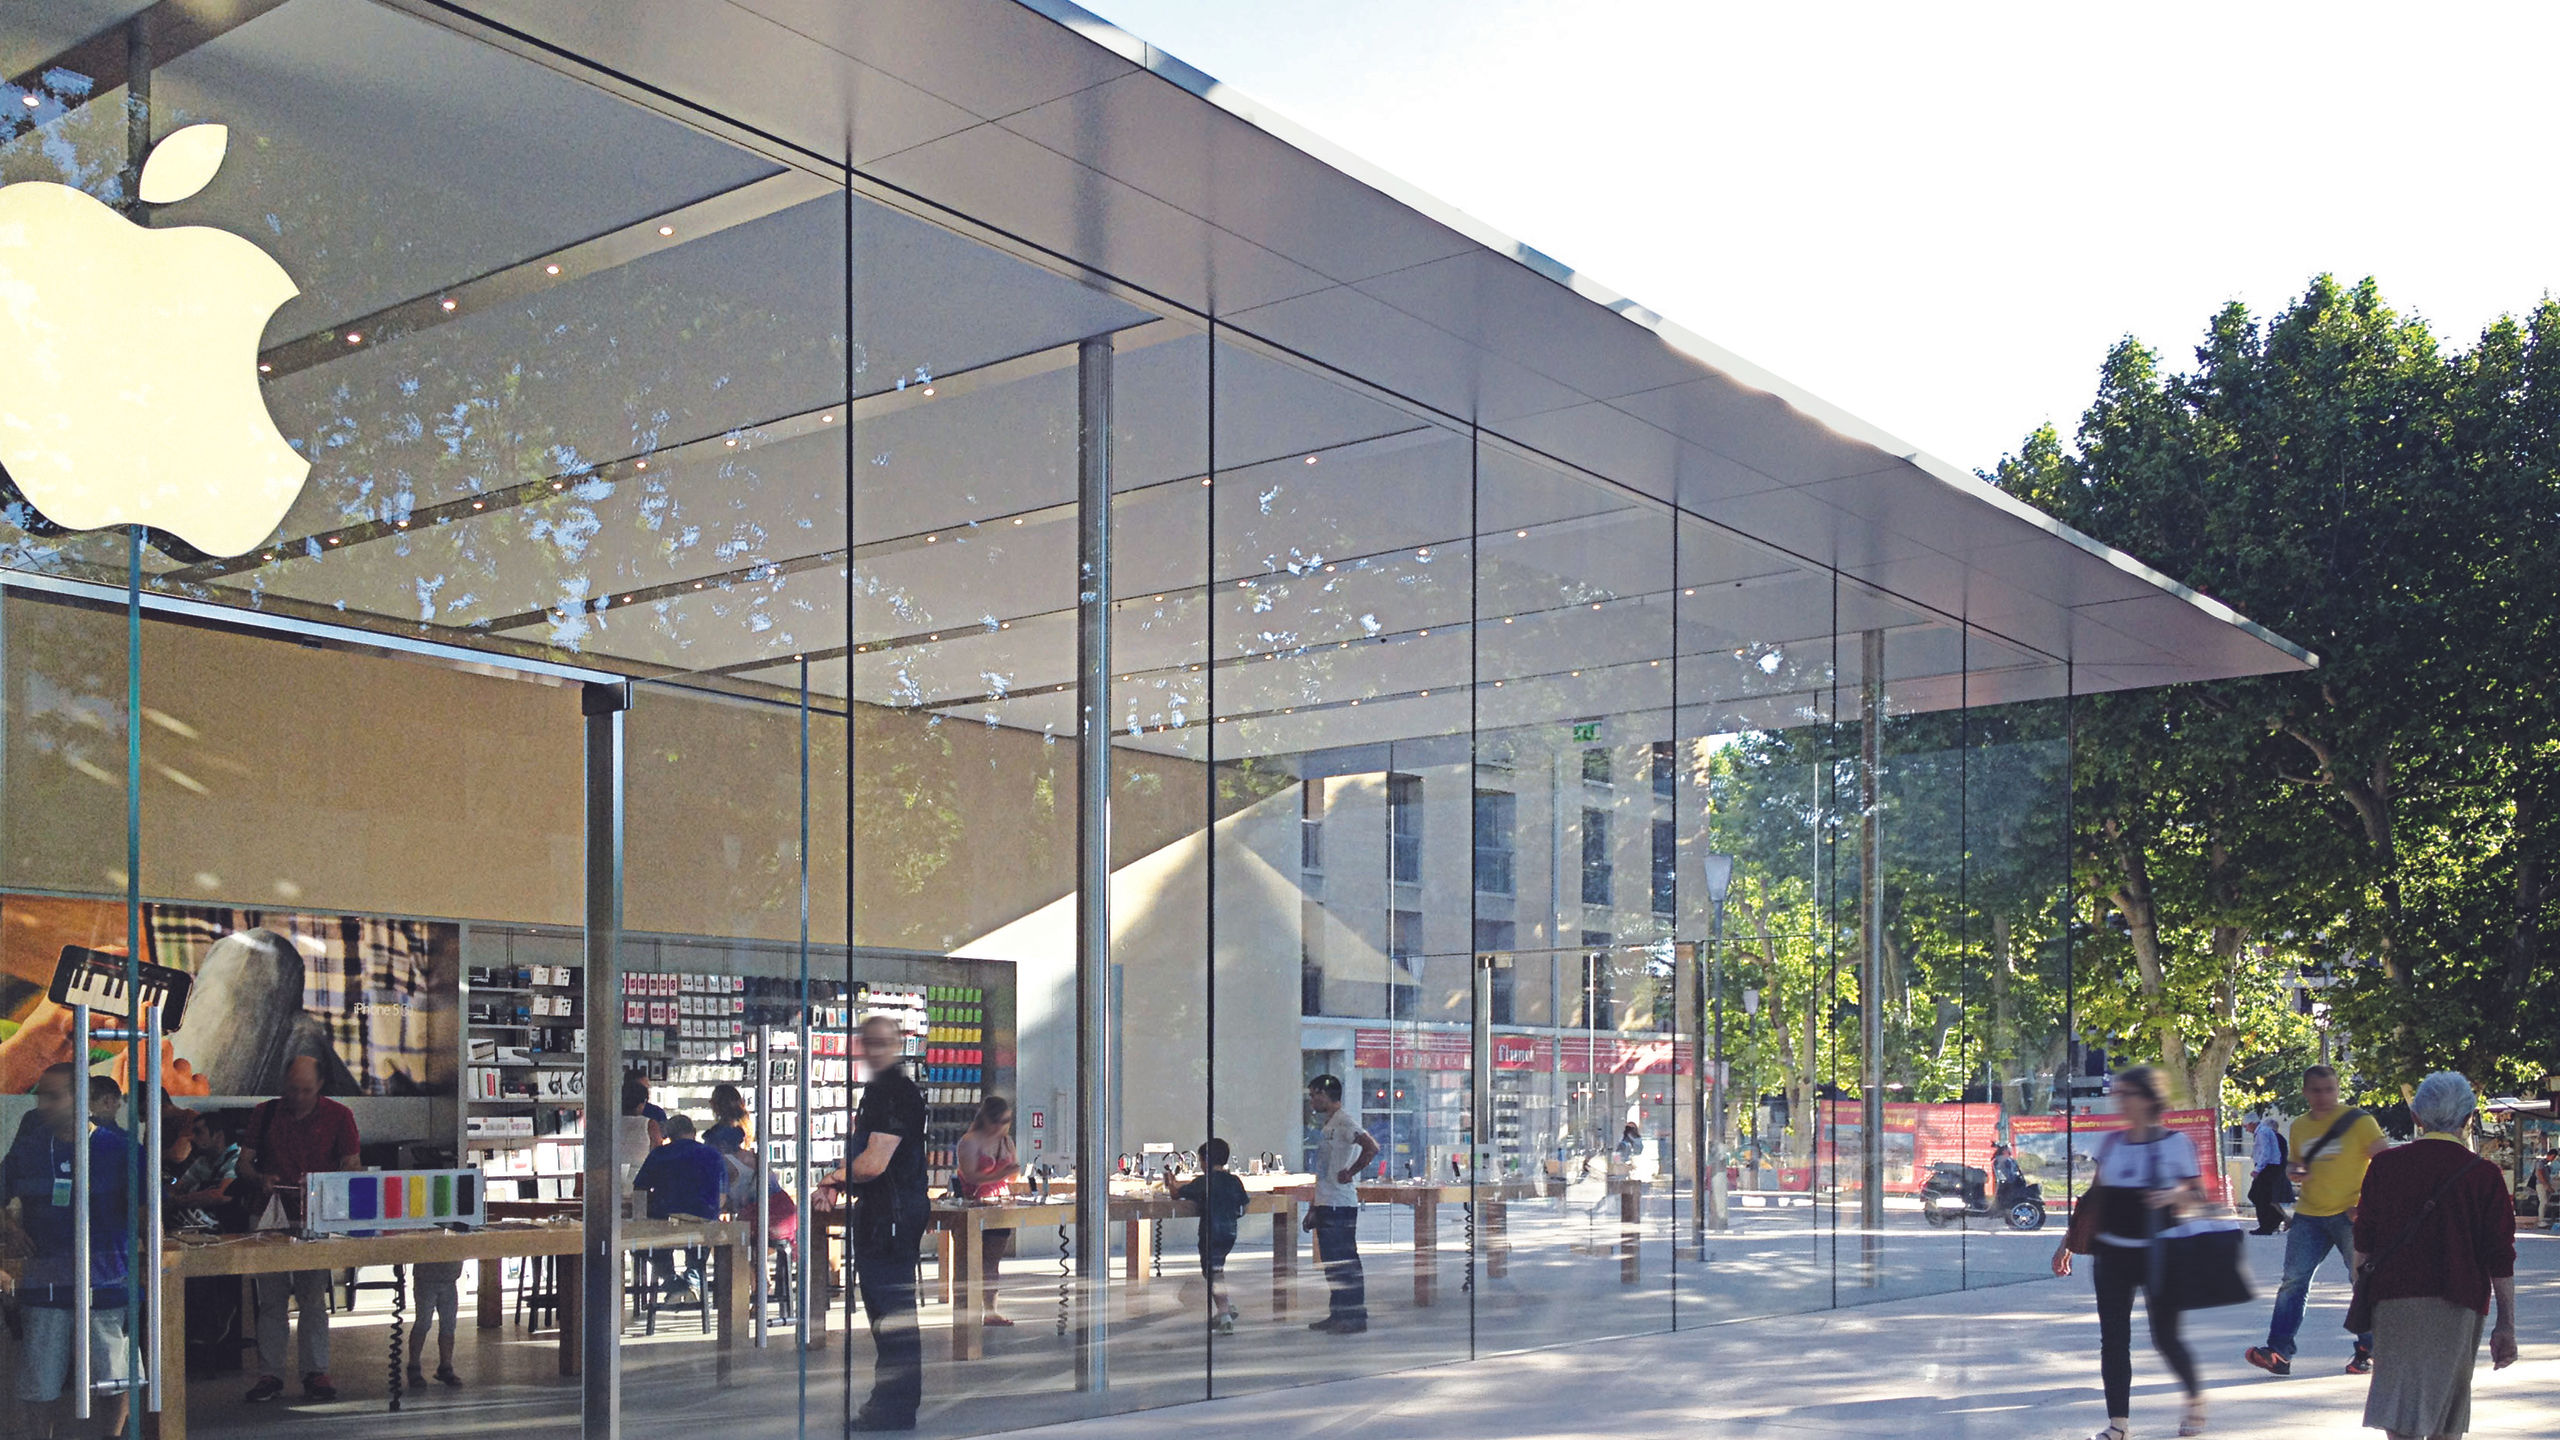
1311,1206,1366,1323
2265,1210,2370,1359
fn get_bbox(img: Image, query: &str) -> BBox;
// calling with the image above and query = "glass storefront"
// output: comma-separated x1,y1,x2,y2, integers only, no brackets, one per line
0,3,2295,1438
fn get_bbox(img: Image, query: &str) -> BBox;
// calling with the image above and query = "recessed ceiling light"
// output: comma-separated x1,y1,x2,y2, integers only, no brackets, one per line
394,519,408,528
1012,517,1023,525
1416,548,1430,558
440,298,457,312
1418,629,1429,636
1201,478,1212,487
19,96,37,109
725,438,737,447
1515,529,1528,538
326,537,341,545
1303,455,1318,465
635,461,647,471
544,264,561,276
1503,617,1513,624
820,414,833,423
1684,588,1696,596
658,225,675,237
470,500,483,510
921,386,935,396
926,535,937,542
344,332,362,345
257,362,272,373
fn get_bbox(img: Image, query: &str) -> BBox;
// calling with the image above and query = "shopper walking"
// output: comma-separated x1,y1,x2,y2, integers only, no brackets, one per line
2247,1110,2293,1235
844,1014,928,1431
2050,1065,2207,1440
2246,1064,2387,1378
2352,1071,2516,1440
1303,1074,1377,1335
237,1056,360,1404
2,1066,135,1440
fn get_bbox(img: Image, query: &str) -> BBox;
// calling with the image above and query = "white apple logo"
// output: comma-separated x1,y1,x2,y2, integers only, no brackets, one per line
0,123,308,559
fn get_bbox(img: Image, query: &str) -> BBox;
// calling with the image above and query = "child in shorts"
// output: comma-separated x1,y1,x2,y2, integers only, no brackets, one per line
1166,1138,1249,1334
405,1260,463,1387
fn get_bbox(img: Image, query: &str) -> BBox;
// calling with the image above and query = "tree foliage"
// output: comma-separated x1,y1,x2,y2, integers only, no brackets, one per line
1991,276,2560,1100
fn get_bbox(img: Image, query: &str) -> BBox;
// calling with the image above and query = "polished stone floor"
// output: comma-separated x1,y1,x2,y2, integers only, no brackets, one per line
123,1195,2559,1440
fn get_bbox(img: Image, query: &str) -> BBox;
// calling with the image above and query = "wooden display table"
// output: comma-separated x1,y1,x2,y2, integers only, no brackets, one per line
1278,1180,1547,1308
155,1217,748,1440
924,1185,1304,1361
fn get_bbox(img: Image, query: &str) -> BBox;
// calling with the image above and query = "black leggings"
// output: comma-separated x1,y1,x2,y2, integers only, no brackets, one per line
2094,1243,2198,1419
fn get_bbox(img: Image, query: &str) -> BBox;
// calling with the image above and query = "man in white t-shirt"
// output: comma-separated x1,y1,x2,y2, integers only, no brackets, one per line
1302,1074,1379,1334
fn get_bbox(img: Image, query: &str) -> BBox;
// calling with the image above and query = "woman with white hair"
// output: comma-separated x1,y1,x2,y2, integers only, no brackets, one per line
2352,1070,2518,1440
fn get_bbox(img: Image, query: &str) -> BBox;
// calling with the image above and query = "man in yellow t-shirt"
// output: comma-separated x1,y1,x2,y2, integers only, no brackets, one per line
2244,1064,2388,1378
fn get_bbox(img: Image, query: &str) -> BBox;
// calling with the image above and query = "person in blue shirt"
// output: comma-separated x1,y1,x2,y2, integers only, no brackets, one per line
634,1112,725,1302
1166,1138,1250,1335
1,1065,135,1438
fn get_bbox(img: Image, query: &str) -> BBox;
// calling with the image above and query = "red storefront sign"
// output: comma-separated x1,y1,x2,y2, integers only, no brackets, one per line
1351,1029,1694,1076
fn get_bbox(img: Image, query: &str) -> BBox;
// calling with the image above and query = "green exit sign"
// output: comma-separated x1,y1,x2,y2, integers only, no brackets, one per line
1569,722,1600,743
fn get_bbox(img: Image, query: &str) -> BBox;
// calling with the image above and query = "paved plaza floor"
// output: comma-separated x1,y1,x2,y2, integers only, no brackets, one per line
978,1227,2560,1440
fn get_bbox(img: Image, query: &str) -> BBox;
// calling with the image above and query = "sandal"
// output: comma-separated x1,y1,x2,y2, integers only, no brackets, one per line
2180,1393,2208,1436
2086,1426,2129,1440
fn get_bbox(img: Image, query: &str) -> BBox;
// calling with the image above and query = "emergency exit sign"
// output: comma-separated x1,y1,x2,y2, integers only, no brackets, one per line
1570,722,1600,743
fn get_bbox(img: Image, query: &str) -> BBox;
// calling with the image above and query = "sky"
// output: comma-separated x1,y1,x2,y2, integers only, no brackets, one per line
1082,0,2560,476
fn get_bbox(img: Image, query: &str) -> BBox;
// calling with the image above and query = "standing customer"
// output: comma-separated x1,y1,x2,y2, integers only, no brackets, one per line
844,1014,928,1432
2247,1110,2293,1235
237,1055,360,1404
951,1095,1019,1330
2050,1066,2207,1440
0,1066,134,1440
2247,1064,2388,1378
2532,1147,2558,1233
2353,1071,2516,1440
1302,1074,1377,1335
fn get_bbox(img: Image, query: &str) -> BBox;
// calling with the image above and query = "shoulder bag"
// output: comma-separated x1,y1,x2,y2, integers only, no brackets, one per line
2151,1137,2254,1311
2063,1132,2116,1255
2343,1154,2489,1334
2297,1108,2367,1167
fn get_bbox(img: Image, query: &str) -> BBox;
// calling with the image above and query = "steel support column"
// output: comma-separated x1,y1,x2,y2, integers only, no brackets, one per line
1073,336,1114,1392
581,681,631,1433
1858,629,1886,1280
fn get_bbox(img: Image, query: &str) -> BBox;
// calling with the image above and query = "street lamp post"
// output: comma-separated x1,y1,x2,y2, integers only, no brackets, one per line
1702,853,1735,1235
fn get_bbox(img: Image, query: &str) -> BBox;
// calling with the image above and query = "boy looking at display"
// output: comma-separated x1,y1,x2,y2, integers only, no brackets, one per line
1166,1138,1249,1334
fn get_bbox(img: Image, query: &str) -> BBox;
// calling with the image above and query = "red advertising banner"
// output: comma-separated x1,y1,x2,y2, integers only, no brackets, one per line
1814,1100,2005,1188
1351,1029,1694,1076
2011,1108,2229,1206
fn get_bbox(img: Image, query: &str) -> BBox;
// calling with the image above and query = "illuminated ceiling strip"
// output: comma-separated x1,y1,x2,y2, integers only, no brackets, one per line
257,168,836,380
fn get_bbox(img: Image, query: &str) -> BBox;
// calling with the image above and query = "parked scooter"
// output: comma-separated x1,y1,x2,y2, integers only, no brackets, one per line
1919,1159,2046,1230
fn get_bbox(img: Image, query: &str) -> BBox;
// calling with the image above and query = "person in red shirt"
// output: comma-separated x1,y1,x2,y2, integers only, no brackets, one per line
236,1057,361,1404
2351,1071,2517,1440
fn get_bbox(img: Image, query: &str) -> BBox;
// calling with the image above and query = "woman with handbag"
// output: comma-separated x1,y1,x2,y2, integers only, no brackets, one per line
2050,1066,2207,1440
2351,1070,2516,1440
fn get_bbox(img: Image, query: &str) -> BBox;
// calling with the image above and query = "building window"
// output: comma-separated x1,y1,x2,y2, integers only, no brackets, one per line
1390,909,1423,961
1581,746,1612,786
1301,778,1325,872
1580,931,1615,1030
1475,919,1517,1025
1301,897,1325,1015
1473,789,1516,895
1388,773,1422,884
1651,739,1676,799
1581,806,1612,905
1651,819,1676,916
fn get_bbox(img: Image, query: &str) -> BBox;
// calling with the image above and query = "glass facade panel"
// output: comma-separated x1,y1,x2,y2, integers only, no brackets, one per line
0,3,2251,1435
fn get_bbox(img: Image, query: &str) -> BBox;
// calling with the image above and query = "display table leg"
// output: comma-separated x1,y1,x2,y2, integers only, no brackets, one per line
950,1219,983,1362
1619,1183,1640,1285
557,1252,583,1377
476,1256,502,1330
715,1240,746,1383
1272,1205,1297,1318
1412,1197,1438,1308
1122,1219,1143,1285
1485,1198,1510,1279
935,1230,954,1306
154,1256,187,1440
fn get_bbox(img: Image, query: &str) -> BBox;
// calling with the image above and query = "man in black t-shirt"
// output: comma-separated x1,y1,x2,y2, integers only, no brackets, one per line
844,1015,927,1431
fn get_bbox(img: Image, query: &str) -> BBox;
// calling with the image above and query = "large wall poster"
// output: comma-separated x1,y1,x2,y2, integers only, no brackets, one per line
0,893,457,1099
